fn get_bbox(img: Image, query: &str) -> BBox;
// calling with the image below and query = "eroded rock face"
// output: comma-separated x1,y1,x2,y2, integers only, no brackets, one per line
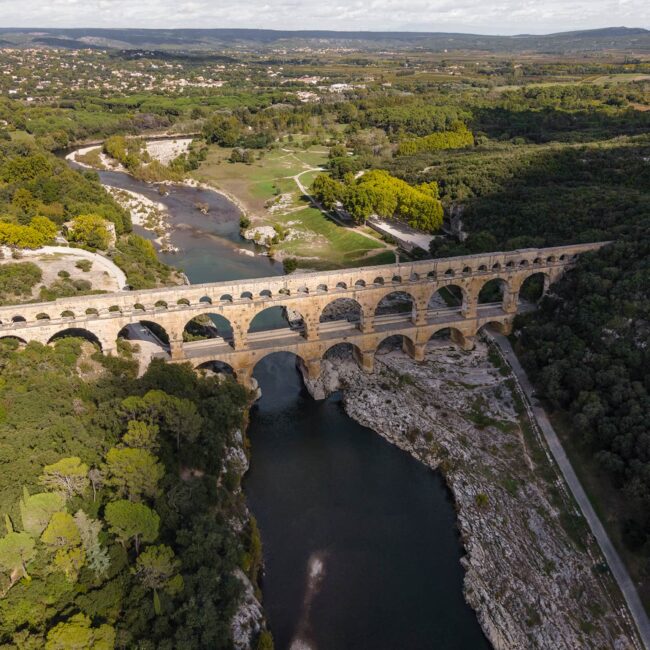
303,342,638,650
225,429,265,648
232,568,264,650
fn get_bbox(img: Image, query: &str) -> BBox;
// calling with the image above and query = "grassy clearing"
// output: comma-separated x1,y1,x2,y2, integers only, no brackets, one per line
193,143,394,269
191,144,327,212
273,206,388,268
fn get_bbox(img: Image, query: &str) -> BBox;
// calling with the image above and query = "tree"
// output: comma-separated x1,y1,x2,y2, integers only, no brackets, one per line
105,500,159,553
121,390,202,449
229,148,244,163
203,114,241,147
41,512,84,581
312,174,344,210
88,468,104,502
19,489,65,536
328,143,348,159
104,447,163,502
0,221,50,248
45,613,115,650
122,420,160,452
0,531,35,593
68,214,111,250
39,457,89,501
134,544,183,614
30,215,58,242
256,631,275,650
74,510,110,577
345,185,374,224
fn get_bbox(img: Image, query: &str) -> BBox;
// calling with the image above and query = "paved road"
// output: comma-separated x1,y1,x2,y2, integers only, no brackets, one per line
491,332,650,649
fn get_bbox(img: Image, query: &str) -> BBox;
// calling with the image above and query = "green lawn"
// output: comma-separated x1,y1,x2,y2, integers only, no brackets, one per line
192,145,327,211
275,206,388,268
192,143,392,269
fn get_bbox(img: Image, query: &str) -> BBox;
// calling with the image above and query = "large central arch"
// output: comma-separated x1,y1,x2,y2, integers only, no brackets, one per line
250,351,310,403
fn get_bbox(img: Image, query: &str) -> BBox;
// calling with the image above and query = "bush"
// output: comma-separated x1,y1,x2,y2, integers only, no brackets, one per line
0,261,42,300
283,258,298,274
75,259,92,272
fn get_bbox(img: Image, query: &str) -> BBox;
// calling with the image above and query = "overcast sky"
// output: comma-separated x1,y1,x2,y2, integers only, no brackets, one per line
0,0,648,35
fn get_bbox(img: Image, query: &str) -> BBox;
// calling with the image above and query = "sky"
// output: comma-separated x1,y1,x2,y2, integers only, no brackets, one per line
0,0,648,35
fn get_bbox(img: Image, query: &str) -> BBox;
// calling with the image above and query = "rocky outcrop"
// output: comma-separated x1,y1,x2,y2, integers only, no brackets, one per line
224,428,265,649
232,568,265,650
303,341,639,650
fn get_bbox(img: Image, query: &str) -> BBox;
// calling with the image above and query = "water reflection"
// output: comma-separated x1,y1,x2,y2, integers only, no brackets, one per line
244,353,490,650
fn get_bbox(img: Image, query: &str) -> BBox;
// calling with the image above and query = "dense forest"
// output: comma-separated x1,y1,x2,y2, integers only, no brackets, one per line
0,338,263,648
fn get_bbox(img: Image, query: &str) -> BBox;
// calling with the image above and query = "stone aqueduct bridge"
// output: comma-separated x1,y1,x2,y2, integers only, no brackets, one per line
0,243,604,387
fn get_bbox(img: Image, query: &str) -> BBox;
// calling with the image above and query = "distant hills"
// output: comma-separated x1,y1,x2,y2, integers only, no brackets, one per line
0,26,648,54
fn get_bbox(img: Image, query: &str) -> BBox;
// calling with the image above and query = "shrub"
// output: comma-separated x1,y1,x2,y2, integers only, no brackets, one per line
283,258,298,274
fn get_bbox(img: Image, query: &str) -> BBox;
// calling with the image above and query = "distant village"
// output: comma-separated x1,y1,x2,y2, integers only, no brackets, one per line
0,47,469,104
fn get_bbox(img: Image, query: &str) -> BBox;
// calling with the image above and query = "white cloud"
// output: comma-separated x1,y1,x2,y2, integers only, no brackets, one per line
0,0,648,34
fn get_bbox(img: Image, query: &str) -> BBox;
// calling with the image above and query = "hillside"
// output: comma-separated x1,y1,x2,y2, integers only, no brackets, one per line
0,26,648,53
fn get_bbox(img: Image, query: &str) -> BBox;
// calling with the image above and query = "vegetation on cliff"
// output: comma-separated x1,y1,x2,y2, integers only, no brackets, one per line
0,338,255,648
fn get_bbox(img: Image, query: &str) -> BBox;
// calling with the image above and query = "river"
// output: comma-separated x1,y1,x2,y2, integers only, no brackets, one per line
74,161,490,649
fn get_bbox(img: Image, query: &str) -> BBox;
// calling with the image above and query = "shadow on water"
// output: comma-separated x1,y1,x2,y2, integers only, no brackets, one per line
244,352,491,650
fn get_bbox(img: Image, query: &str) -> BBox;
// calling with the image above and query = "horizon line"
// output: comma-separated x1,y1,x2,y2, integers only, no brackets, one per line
0,25,648,38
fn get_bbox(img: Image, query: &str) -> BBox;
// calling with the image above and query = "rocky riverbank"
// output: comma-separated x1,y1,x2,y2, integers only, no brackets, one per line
302,340,639,650
104,186,178,253
222,427,266,650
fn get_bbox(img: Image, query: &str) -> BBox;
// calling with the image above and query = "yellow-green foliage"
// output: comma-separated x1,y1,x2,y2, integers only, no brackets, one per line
344,169,444,231
19,491,65,537
397,124,474,156
103,135,148,172
67,214,111,250
0,216,58,248
45,613,115,650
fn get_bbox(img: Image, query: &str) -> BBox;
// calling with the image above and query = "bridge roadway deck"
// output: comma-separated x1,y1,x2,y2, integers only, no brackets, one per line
172,304,516,374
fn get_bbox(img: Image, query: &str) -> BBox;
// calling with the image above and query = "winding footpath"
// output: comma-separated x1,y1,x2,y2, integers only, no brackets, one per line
491,332,650,650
